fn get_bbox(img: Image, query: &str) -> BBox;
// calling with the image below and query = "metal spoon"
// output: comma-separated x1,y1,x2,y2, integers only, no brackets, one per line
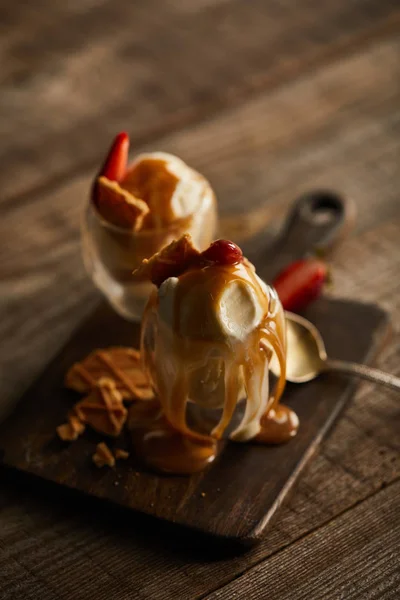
284,311,400,391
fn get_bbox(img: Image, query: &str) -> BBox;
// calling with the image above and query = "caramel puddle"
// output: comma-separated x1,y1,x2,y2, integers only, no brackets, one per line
128,400,218,475
255,404,299,444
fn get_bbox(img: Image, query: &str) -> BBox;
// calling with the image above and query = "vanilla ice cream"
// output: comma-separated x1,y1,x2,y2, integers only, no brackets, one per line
157,265,269,344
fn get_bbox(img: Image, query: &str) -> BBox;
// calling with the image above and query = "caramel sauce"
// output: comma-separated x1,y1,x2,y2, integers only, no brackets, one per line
256,404,299,444
128,400,218,474
97,351,143,398
129,261,298,474
121,159,179,229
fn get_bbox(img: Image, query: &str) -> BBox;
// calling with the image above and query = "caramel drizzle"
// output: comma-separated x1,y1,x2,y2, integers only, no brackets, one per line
260,326,286,410
212,361,240,439
88,350,149,398
72,349,146,397
230,351,266,440
121,158,179,230
138,261,293,471
235,340,272,438
74,382,127,436
100,383,125,433
73,363,97,387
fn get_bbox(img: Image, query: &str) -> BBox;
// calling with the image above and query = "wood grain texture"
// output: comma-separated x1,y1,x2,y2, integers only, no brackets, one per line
0,0,399,202
1,219,399,599
0,298,390,542
206,480,400,600
1,0,400,596
1,36,400,417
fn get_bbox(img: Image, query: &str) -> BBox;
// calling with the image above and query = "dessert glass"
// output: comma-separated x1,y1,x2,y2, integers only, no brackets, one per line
82,194,218,321
140,266,290,445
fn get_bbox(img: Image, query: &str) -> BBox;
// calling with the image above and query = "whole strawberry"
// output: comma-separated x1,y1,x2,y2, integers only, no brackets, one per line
273,258,328,312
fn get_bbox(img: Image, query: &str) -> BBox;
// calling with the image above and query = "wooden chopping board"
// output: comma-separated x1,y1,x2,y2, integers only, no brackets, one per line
0,297,390,544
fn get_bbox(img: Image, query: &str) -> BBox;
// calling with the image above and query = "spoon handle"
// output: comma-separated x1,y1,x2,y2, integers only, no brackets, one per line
325,359,400,392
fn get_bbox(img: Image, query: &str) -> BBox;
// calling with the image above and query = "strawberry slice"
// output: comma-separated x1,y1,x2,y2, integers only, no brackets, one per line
273,259,328,312
92,132,130,204
98,132,129,181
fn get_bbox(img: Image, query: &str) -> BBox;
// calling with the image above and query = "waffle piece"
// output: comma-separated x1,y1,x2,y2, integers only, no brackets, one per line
65,347,154,402
57,415,86,442
132,234,200,287
96,176,149,230
73,378,128,437
114,448,130,460
92,442,116,468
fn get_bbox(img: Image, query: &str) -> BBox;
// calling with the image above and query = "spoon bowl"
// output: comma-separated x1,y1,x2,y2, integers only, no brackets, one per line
283,311,400,391
285,312,327,382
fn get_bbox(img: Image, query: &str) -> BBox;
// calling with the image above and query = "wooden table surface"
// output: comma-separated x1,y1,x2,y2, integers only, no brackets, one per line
1,1,399,598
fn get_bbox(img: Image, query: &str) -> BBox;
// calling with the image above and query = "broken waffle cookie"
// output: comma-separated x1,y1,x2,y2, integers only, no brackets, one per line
92,442,116,468
65,346,154,401
96,176,149,230
114,448,130,460
57,415,86,442
132,233,200,287
73,378,128,437
92,444,130,468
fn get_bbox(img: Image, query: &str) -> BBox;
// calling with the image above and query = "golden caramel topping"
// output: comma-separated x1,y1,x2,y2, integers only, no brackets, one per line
73,378,127,437
121,158,179,228
96,176,149,230
92,442,116,468
65,347,153,402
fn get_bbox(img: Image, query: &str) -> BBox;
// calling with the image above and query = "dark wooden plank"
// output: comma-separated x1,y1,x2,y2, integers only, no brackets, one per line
0,0,399,201
3,34,399,227
205,480,400,600
0,298,390,542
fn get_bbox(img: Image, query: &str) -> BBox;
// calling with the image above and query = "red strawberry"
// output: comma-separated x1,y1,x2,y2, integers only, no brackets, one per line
98,132,129,181
273,259,328,312
200,240,243,266
92,132,130,204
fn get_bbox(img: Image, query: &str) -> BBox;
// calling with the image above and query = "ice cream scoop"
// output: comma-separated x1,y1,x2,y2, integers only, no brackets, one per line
122,152,214,228
93,134,216,234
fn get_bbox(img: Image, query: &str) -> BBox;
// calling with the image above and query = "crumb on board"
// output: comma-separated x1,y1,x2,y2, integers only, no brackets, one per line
114,448,130,460
92,442,116,468
74,378,127,437
57,415,85,441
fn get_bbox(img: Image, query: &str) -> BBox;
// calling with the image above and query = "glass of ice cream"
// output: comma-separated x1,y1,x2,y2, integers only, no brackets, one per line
128,236,299,475
82,133,218,321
